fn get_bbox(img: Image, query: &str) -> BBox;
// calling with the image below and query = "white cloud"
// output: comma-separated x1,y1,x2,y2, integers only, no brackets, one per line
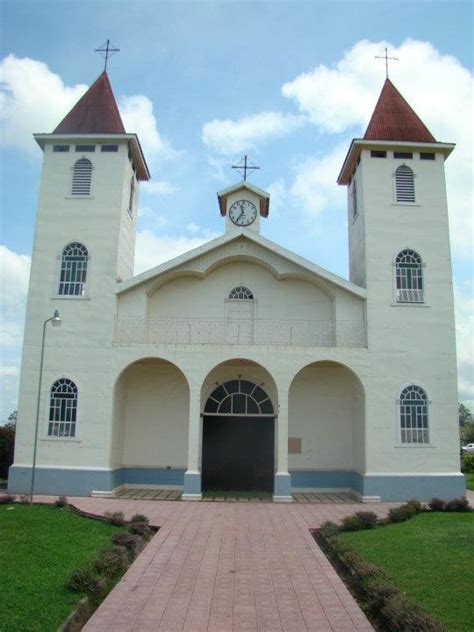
0,55,88,153
202,111,303,155
282,39,473,257
119,96,179,162
454,281,474,408
134,229,219,275
265,180,287,216
290,143,348,217
141,180,176,196
0,245,30,419
0,55,178,163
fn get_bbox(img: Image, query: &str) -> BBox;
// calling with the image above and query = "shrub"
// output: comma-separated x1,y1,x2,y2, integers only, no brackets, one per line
445,497,471,512
104,511,125,526
128,521,153,538
66,567,104,595
428,497,446,512
54,495,68,508
0,426,15,479
362,575,399,611
341,515,365,531
406,499,423,513
130,513,149,525
0,494,15,504
388,504,416,524
355,511,378,528
319,521,340,540
380,593,446,631
93,545,129,578
461,454,474,473
111,531,142,557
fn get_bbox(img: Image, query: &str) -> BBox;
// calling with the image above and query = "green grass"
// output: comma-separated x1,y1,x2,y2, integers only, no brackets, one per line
341,512,474,632
465,473,474,490
0,504,120,632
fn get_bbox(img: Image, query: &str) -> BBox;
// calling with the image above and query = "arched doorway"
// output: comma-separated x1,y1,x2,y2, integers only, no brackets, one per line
202,378,275,492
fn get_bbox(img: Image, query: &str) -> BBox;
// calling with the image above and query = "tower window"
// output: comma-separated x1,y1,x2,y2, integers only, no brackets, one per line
370,150,387,158
71,158,92,196
394,152,413,159
420,152,435,160
53,145,69,152
48,378,78,438
395,165,415,202
399,385,429,444
228,286,254,300
75,145,95,152
58,242,88,296
351,179,358,220
395,249,424,303
101,145,119,152
128,176,135,216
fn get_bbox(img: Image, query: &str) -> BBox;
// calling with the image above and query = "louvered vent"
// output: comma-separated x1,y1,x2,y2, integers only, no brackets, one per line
71,158,92,195
396,288,424,303
395,165,415,202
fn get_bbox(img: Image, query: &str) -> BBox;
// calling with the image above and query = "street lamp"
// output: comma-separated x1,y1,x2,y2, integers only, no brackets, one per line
29,309,62,504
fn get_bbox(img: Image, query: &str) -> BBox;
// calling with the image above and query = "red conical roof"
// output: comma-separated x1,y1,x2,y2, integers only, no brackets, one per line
53,71,126,134
364,78,436,143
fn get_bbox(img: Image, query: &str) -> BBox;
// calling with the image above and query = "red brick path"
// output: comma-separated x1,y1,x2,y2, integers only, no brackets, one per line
65,497,401,631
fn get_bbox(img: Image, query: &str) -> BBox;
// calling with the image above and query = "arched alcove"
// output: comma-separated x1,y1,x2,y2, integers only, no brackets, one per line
288,360,365,490
111,357,189,486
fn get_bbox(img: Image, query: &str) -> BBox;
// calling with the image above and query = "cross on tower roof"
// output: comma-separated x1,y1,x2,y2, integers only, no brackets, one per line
232,155,260,182
95,39,120,72
375,47,399,79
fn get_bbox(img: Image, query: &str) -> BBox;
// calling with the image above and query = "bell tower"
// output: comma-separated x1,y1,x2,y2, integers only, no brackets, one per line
217,181,270,234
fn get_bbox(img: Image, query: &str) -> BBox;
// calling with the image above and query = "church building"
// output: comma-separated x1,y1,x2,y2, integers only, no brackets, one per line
9,69,465,501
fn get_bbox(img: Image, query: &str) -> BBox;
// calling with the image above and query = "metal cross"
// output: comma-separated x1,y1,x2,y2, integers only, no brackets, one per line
231,155,260,182
95,40,120,71
375,47,399,79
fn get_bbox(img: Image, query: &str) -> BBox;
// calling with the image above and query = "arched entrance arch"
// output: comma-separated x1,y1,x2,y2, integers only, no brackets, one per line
111,357,190,488
288,360,365,491
200,360,277,493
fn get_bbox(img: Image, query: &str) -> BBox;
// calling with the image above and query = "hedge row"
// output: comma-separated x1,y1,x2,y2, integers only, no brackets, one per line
461,454,474,473
315,497,471,632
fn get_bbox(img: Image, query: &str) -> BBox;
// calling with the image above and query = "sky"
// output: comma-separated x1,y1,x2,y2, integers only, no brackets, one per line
0,0,473,421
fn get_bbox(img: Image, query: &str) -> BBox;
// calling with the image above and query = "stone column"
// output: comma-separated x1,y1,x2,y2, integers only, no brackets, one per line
274,385,292,502
183,385,202,500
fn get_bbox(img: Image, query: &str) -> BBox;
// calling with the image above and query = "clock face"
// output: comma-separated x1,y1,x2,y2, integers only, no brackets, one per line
229,199,258,226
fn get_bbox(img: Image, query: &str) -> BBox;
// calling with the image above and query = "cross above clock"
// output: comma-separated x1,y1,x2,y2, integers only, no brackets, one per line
231,155,260,182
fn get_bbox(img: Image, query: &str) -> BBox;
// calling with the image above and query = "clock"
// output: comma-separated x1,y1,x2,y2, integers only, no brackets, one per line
229,199,257,226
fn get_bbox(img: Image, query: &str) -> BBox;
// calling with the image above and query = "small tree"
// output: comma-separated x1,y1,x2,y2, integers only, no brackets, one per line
4,410,17,431
459,403,472,427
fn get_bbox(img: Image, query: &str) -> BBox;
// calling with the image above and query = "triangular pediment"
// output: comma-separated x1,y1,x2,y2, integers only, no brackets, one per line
117,231,366,299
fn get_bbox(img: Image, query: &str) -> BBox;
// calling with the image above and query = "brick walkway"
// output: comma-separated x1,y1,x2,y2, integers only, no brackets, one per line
62,496,402,632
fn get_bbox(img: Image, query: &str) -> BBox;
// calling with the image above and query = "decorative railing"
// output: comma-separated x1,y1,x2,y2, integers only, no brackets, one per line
113,318,367,348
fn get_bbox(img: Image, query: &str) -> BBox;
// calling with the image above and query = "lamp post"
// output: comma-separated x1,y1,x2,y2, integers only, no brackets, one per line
29,309,62,505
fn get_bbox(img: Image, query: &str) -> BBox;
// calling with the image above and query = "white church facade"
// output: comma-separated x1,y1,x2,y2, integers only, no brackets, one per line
9,71,465,501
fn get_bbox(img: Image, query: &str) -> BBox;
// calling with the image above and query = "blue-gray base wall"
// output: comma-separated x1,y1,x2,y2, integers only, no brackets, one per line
8,466,466,501
8,466,186,497
291,470,466,501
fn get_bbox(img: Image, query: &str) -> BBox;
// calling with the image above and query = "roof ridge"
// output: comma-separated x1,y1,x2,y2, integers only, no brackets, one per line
53,71,126,135
363,78,436,143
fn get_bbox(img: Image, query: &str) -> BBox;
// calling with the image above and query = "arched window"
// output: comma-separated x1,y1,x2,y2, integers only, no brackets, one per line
59,242,88,296
48,378,78,437
395,165,415,203
204,379,274,415
71,158,92,195
399,385,428,444
395,249,424,303
228,286,254,300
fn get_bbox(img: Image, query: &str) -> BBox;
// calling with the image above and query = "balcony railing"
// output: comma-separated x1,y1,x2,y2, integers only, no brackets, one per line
113,317,367,348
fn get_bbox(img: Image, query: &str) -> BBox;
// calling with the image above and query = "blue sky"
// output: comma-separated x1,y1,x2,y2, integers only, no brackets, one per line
1,0,473,420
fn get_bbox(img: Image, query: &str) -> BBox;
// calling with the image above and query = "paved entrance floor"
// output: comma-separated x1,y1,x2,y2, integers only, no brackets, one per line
64,496,402,632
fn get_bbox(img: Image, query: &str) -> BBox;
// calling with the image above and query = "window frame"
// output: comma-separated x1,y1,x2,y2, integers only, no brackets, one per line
393,164,416,204
45,377,79,440
203,378,275,417
56,241,90,298
228,286,254,300
393,248,425,304
71,157,94,197
397,384,430,446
